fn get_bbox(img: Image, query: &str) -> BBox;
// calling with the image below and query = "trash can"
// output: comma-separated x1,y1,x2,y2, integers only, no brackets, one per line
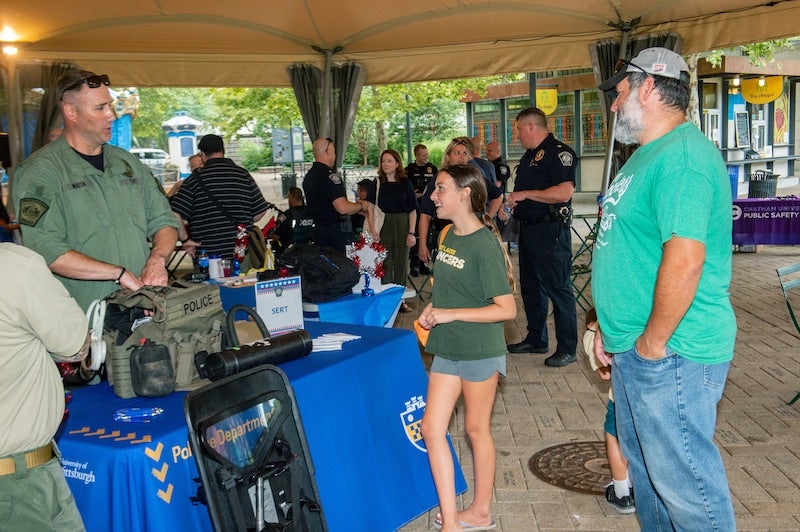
727,165,739,199
280,172,297,198
748,170,778,198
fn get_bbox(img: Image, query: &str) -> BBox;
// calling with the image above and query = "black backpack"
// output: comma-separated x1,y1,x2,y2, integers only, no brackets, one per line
279,244,360,303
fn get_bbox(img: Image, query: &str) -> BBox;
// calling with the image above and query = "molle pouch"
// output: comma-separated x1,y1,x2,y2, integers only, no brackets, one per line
130,339,176,397
104,281,227,397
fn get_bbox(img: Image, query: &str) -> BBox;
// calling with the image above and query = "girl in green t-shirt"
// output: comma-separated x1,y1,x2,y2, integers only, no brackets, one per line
417,164,516,532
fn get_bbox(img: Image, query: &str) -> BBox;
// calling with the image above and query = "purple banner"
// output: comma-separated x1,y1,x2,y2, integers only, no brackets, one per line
733,198,800,245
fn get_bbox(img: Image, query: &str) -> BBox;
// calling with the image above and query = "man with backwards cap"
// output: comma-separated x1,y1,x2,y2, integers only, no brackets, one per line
592,48,736,529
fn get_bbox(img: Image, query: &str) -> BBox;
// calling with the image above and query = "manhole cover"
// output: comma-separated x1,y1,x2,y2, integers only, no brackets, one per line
528,441,611,495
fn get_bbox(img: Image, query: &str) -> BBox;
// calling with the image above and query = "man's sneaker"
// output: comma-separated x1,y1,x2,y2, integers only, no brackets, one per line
605,485,636,514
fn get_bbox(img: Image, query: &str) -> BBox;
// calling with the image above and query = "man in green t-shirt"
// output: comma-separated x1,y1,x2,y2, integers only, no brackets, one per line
593,47,736,530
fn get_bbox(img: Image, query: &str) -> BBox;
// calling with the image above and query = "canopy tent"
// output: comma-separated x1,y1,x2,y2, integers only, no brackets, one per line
2,1,800,168
4,1,800,87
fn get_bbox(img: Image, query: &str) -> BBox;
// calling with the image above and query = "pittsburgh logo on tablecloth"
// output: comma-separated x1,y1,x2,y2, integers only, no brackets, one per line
400,395,427,452
65,426,176,504
62,458,96,485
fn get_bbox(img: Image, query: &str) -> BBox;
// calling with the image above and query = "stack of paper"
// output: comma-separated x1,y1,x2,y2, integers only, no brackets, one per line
312,332,362,352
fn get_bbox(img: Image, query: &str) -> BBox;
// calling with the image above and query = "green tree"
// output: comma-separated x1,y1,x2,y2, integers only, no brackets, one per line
704,39,795,68
132,88,215,148
211,87,302,141
351,75,523,165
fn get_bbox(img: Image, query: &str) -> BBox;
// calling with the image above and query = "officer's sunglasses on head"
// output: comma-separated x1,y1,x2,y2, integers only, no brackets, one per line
61,74,111,99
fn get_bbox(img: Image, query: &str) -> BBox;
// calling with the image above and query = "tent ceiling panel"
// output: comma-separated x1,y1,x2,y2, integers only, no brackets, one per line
3,0,799,86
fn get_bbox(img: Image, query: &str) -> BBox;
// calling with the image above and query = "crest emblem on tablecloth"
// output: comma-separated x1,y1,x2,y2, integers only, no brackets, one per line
400,395,427,452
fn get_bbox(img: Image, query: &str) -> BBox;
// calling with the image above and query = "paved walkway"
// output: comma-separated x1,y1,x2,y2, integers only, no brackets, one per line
225,176,800,531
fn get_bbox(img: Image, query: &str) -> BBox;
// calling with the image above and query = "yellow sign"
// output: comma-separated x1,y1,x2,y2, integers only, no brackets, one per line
741,76,783,104
536,89,558,115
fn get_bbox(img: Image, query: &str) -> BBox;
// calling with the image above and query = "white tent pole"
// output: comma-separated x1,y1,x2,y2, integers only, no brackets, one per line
600,25,633,197
2,54,24,176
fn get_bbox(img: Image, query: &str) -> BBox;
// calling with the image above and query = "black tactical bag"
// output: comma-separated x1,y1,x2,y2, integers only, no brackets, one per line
279,244,359,303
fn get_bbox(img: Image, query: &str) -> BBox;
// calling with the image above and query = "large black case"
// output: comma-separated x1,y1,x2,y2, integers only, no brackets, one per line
184,365,327,531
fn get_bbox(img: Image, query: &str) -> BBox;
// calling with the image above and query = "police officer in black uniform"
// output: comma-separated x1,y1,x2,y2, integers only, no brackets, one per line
405,144,438,276
270,186,314,254
486,141,511,194
501,107,578,367
303,138,366,253
406,144,438,197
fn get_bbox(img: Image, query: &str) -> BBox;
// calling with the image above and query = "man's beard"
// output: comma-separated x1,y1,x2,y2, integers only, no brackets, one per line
615,92,644,145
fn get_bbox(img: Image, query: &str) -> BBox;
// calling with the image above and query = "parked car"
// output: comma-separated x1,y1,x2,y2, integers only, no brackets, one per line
131,148,171,168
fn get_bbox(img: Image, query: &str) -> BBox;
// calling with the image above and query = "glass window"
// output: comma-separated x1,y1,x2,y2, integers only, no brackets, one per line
581,90,607,155
472,101,500,147
547,92,575,147
506,97,531,159
702,83,718,110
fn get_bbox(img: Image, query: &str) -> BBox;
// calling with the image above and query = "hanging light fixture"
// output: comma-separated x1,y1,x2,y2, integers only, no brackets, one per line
758,76,766,87
2,44,18,55
732,75,740,86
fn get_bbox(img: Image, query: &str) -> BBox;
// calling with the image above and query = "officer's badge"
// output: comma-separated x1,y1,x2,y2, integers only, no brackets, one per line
400,395,427,452
534,149,545,162
558,151,574,167
329,172,342,185
426,166,433,173
18,198,49,227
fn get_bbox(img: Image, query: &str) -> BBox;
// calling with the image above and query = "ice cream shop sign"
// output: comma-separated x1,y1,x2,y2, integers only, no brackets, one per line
741,76,783,104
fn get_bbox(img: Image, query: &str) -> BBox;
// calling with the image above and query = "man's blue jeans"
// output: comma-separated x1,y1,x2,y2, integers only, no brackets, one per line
611,347,735,531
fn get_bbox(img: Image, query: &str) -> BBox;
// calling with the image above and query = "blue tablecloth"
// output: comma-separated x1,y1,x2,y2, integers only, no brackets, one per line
58,321,465,532
56,385,212,532
733,198,800,245
218,282,404,327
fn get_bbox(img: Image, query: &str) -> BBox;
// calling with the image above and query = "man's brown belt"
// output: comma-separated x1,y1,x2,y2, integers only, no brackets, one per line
0,443,54,475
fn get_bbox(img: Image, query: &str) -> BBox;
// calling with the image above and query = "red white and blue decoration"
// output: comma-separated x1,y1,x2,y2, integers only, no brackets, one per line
347,232,387,296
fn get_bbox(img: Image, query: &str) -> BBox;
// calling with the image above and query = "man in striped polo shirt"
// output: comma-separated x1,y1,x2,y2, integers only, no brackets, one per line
171,134,270,260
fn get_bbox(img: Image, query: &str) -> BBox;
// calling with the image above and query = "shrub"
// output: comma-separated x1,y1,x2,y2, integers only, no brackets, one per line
238,141,273,172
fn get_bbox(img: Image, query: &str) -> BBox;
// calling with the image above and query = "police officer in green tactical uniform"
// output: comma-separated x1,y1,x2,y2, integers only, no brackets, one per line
12,70,178,312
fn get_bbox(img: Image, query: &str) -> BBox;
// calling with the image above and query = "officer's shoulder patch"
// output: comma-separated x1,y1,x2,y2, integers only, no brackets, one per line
558,151,574,167
329,172,342,185
500,166,508,175
18,198,49,227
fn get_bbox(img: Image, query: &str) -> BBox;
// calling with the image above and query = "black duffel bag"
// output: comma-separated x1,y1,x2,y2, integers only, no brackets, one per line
279,243,360,303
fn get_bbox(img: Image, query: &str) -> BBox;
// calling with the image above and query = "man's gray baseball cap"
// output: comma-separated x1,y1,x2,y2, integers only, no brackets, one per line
599,47,690,91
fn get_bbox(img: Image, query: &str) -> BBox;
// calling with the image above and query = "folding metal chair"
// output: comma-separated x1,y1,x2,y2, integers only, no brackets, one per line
776,262,800,405
570,214,599,311
408,272,432,301
166,243,189,280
